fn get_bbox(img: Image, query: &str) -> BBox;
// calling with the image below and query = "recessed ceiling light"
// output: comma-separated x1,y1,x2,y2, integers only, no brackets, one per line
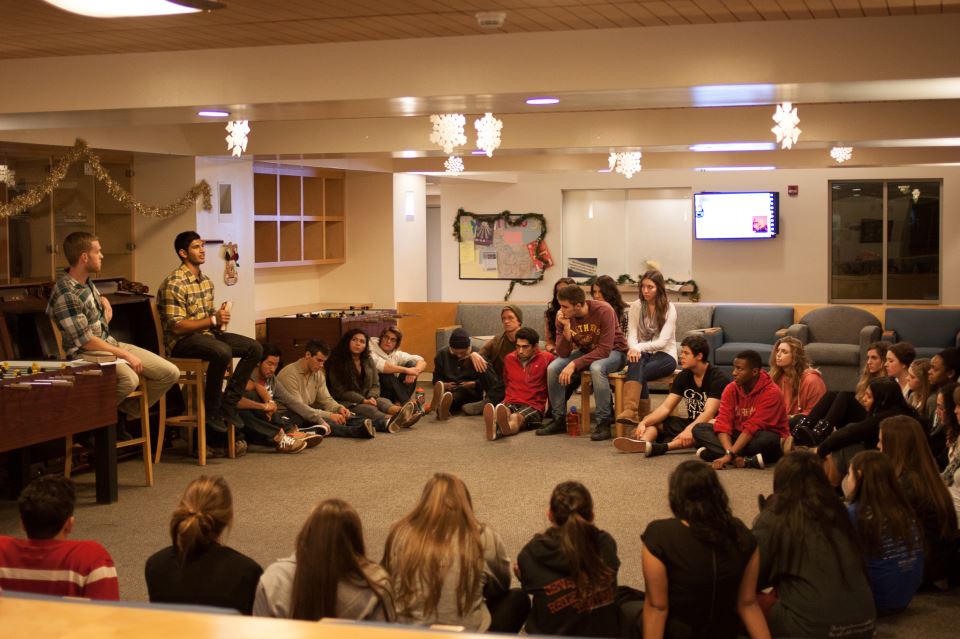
470,150,487,155
597,168,612,173
399,150,418,158
198,110,230,117
526,97,560,106
694,166,777,172
43,0,225,18
689,142,776,152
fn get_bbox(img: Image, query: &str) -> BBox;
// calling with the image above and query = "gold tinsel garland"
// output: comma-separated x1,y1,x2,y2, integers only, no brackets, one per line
0,139,212,220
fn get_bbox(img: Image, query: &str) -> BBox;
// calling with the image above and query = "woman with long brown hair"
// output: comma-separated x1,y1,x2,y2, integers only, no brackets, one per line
879,415,959,589
591,275,628,334
382,473,527,632
518,481,622,637
253,499,395,621
145,476,262,614
884,342,916,398
768,336,825,428
616,270,677,427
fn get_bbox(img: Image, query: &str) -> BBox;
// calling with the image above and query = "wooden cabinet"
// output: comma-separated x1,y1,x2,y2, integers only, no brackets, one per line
253,162,345,268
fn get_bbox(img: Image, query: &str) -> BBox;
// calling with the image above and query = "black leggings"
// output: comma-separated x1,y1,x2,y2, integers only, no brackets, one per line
487,588,530,633
805,390,866,428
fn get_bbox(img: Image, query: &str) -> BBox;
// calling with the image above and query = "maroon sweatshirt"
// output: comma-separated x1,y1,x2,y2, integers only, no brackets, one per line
713,370,790,439
555,299,627,371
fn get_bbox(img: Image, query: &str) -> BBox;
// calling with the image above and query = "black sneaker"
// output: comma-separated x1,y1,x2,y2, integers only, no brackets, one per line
744,454,765,470
590,419,613,441
646,442,669,458
536,418,565,436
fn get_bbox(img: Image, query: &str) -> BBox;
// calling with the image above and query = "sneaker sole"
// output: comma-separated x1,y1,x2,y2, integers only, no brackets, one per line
483,403,496,441
398,402,417,428
437,392,453,421
303,435,323,448
431,381,443,414
277,442,307,454
613,437,647,454
495,404,511,435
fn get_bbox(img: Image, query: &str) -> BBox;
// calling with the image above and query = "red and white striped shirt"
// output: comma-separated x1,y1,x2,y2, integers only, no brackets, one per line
0,536,119,600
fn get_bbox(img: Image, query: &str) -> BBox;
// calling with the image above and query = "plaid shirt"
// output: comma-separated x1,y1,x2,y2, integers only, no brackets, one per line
46,272,118,358
157,263,216,353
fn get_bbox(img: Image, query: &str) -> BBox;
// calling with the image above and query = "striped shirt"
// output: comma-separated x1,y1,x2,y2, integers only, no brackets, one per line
0,536,119,600
157,262,216,353
45,272,117,358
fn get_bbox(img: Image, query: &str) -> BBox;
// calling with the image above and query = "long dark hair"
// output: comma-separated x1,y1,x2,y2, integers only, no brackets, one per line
847,451,920,557
592,275,627,324
867,377,913,418
762,451,862,581
545,277,576,340
941,382,960,447
639,270,669,331
540,481,614,604
326,328,371,393
668,460,748,551
291,499,391,621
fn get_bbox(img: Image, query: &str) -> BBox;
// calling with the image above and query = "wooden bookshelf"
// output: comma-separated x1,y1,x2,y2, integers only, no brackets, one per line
253,162,346,268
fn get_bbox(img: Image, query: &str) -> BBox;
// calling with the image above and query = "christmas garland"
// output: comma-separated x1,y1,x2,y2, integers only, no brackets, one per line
0,138,212,220
577,274,700,302
453,208,551,301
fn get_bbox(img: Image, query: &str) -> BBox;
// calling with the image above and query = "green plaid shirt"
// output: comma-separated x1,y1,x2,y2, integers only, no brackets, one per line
157,263,216,353
46,272,118,358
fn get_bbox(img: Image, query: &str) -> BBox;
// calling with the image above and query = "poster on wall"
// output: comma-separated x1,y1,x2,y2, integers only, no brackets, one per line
456,210,551,281
567,257,598,278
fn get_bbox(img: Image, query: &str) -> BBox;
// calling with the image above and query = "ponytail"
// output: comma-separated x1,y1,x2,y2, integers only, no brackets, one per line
546,482,614,604
169,475,233,562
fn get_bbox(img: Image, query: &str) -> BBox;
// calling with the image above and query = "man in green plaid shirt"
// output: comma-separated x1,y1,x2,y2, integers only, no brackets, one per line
158,231,262,456
46,232,179,434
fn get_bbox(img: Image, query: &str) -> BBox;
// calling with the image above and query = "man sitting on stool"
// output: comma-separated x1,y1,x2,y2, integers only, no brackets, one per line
483,327,554,441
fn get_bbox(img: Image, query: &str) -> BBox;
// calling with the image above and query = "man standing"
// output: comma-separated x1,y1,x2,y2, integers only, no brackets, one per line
369,326,426,405
483,327,555,441
614,334,730,457
692,349,789,470
47,232,179,435
542,285,627,440
158,231,262,455
275,340,377,438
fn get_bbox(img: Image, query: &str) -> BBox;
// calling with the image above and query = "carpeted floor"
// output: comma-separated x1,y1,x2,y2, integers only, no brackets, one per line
1,391,957,636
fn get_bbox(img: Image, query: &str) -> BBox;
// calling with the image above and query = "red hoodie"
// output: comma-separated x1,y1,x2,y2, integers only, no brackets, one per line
503,349,555,412
713,370,790,439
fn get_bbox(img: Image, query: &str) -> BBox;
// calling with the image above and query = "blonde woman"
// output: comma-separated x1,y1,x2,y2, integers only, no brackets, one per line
906,358,933,416
382,473,527,632
145,476,262,614
768,337,826,428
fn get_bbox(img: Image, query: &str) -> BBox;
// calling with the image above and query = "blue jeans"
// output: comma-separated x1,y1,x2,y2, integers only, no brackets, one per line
626,351,677,399
548,350,626,422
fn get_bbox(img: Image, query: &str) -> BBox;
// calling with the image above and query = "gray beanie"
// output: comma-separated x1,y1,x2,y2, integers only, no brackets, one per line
502,304,523,323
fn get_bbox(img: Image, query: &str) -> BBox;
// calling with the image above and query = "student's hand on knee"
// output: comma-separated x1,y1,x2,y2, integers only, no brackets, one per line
558,362,576,385
627,349,642,363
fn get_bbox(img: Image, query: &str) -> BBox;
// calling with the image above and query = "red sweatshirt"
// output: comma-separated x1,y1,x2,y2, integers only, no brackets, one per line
555,299,627,371
0,536,119,600
713,370,790,439
503,349,555,412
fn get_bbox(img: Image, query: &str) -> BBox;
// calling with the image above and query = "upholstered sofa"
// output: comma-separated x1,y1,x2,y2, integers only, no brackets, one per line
786,306,882,391
883,308,960,360
697,305,795,372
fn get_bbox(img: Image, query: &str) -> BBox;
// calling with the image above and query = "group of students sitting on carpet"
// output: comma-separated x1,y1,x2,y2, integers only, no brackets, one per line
3,435,958,639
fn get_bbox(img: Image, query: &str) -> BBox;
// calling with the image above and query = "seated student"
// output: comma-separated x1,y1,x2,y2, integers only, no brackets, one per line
382,473,528,632
926,347,959,462
949,385,960,518
942,383,960,486
545,277,576,355
768,336,826,429
518,481,622,638
879,415,959,589
752,451,876,639
816,377,917,487
906,358,933,416
145,476,263,614
642,461,768,639
236,342,321,454
544,285,627,441
276,339,377,439
253,499,395,621
370,326,427,406
483,327,555,441
432,328,497,421
614,334,730,457
843,451,924,615
591,275,629,335
465,304,525,412
692,350,789,470
0,475,118,600
617,270,677,426
885,342,916,398
326,328,418,433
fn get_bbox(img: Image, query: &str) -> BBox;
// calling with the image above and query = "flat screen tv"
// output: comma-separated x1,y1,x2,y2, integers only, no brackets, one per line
693,191,779,239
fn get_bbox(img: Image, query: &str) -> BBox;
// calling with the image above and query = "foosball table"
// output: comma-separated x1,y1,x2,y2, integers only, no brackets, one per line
0,360,119,503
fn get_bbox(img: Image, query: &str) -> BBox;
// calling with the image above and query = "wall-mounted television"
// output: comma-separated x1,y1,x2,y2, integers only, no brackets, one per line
693,191,779,239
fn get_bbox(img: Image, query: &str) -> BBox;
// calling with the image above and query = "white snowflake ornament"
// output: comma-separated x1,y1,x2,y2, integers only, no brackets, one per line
771,102,801,150
429,114,467,154
830,146,852,163
608,151,642,179
0,165,15,186
225,120,251,157
474,113,503,157
444,155,464,176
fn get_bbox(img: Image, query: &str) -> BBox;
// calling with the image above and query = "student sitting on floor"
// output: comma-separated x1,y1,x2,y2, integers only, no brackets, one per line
614,334,730,457
370,326,427,406
518,481,624,637
145,475,263,614
483,327,555,441
768,336,826,429
382,472,529,632
253,498,395,621
432,328,498,421
0,475,119,600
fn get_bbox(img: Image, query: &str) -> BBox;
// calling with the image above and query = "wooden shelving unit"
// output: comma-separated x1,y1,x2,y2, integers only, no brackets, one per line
253,162,346,268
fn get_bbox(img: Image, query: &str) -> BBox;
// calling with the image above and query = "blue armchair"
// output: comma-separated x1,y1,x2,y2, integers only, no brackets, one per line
701,305,794,372
883,308,960,360
787,306,882,391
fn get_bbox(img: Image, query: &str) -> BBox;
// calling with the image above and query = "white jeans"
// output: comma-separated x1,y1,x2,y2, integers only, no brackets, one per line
101,343,180,418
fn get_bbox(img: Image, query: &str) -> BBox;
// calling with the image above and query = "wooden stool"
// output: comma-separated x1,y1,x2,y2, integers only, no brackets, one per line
580,369,679,438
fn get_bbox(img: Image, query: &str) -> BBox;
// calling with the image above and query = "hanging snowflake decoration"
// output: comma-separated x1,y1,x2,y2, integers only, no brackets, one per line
474,112,503,157
771,102,801,149
911,188,920,203
444,155,464,176
0,165,15,186
225,120,251,157
608,152,642,179
830,146,852,164
429,114,467,154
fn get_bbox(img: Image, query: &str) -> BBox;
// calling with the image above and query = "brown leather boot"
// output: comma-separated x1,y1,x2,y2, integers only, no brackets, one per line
616,381,643,425
637,398,652,421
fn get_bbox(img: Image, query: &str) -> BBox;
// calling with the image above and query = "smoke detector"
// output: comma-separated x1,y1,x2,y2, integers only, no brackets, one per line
475,11,506,29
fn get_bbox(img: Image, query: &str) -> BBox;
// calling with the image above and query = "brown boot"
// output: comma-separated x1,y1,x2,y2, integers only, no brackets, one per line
637,398,652,422
616,381,643,425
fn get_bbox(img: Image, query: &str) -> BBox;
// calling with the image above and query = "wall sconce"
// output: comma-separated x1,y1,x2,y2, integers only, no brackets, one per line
587,204,594,220
404,191,415,221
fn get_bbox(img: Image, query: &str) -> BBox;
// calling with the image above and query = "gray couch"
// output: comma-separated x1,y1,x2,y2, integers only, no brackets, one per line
883,308,960,360
699,305,794,371
786,306,881,391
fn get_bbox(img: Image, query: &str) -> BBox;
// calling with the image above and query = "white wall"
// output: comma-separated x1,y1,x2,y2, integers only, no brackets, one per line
392,174,427,302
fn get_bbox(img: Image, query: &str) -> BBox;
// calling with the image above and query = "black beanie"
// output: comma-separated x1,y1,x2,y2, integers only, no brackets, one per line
449,328,471,349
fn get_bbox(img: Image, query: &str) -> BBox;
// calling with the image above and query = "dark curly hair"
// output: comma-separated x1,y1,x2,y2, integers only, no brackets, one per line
325,328,372,394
